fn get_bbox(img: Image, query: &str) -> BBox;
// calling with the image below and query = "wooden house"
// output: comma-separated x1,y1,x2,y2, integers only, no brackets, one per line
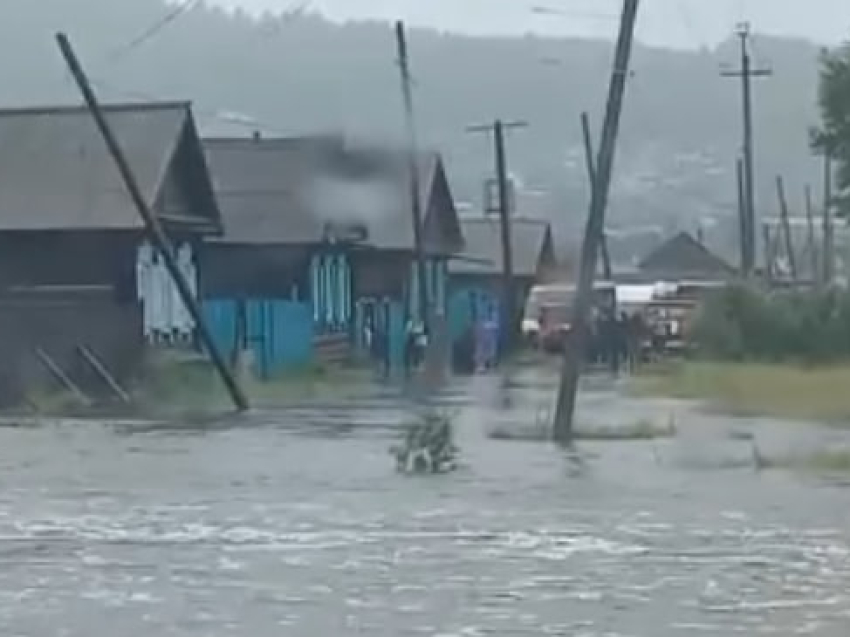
200,135,464,375
447,216,557,345
0,101,222,404
637,231,735,283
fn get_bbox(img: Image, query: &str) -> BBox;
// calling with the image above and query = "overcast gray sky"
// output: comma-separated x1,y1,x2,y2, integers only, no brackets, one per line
209,0,850,49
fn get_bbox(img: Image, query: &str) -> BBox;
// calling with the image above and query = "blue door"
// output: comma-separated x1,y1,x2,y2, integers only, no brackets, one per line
202,299,314,379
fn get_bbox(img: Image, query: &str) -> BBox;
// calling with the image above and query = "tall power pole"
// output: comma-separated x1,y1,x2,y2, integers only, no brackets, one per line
580,112,613,280
468,119,528,355
823,153,835,285
722,23,771,278
553,0,640,445
395,21,429,330
736,157,747,272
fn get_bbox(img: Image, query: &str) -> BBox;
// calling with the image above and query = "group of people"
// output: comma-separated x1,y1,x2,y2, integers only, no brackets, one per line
584,309,648,374
362,309,428,378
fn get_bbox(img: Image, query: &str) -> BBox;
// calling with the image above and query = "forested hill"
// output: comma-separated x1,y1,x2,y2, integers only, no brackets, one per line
0,0,835,248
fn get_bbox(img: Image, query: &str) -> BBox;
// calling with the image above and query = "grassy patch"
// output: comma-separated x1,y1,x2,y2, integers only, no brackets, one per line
636,361,850,424
799,450,850,472
756,448,850,473
487,416,677,442
116,351,378,419
577,417,678,441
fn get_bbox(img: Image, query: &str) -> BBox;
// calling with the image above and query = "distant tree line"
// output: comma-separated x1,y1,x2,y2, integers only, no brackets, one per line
813,42,850,216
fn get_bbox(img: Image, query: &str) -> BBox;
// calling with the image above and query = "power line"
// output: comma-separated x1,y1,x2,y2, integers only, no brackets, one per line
108,0,203,62
107,0,312,63
86,74,290,136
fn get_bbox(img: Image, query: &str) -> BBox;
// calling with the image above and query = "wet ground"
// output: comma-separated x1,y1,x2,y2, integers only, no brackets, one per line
0,367,849,636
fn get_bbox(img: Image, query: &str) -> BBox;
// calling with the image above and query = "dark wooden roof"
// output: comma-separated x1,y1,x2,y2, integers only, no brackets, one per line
203,135,463,254
450,216,555,278
0,101,221,233
638,231,735,280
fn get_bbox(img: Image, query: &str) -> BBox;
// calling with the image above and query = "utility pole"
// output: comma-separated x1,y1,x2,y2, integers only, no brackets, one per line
55,33,249,412
762,222,774,284
395,21,429,330
467,119,528,355
553,0,639,445
823,153,834,285
804,185,818,282
775,175,797,282
722,23,772,278
736,157,747,274
580,112,613,280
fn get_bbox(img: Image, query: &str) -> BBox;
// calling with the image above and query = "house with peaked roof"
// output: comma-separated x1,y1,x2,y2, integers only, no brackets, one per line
637,231,736,283
200,134,464,375
447,216,557,342
0,101,222,404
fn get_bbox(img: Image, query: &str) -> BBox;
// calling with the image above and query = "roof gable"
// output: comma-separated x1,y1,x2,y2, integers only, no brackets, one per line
450,216,554,278
0,101,215,233
639,231,734,279
423,156,464,254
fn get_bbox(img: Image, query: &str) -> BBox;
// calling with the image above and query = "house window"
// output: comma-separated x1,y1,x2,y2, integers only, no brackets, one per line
338,254,351,326
311,255,321,323
330,255,340,328
323,255,333,327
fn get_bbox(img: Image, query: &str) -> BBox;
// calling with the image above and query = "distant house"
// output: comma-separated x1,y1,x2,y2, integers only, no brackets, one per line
200,135,464,375
0,101,222,403
637,231,736,283
447,216,557,344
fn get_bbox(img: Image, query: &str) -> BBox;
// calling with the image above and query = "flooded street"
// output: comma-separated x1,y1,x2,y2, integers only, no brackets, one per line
0,369,849,636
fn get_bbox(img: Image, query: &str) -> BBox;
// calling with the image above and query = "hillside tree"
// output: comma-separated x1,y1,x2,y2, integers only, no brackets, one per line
812,43,850,215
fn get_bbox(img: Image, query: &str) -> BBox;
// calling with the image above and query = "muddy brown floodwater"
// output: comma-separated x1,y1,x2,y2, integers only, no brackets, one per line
0,368,848,636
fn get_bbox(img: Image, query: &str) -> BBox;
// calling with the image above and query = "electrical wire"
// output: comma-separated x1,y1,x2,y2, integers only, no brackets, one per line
86,74,290,136
88,0,315,135
108,0,203,62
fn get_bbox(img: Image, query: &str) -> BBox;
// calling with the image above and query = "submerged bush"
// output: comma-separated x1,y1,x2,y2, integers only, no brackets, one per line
689,284,850,364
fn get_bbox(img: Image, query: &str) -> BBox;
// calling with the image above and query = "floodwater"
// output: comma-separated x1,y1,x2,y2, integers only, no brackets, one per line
0,368,849,636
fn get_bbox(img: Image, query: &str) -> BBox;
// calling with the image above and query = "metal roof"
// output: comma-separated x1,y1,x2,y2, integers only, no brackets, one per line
0,101,216,231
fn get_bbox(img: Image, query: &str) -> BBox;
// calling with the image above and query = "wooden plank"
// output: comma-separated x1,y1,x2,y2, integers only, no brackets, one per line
34,347,91,407
77,345,132,404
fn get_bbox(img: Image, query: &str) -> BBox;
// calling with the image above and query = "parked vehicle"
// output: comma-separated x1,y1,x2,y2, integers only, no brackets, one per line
523,282,617,353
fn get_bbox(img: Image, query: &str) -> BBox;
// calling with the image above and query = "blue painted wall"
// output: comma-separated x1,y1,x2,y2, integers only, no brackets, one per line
202,299,314,379
448,286,500,341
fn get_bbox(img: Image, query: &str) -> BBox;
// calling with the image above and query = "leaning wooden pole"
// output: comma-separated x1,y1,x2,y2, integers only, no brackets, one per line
552,0,639,445
55,33,250,412
581,112,613,280
775,175,797,282
762,223,774,285
395,21,430,331
804,185,818,283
